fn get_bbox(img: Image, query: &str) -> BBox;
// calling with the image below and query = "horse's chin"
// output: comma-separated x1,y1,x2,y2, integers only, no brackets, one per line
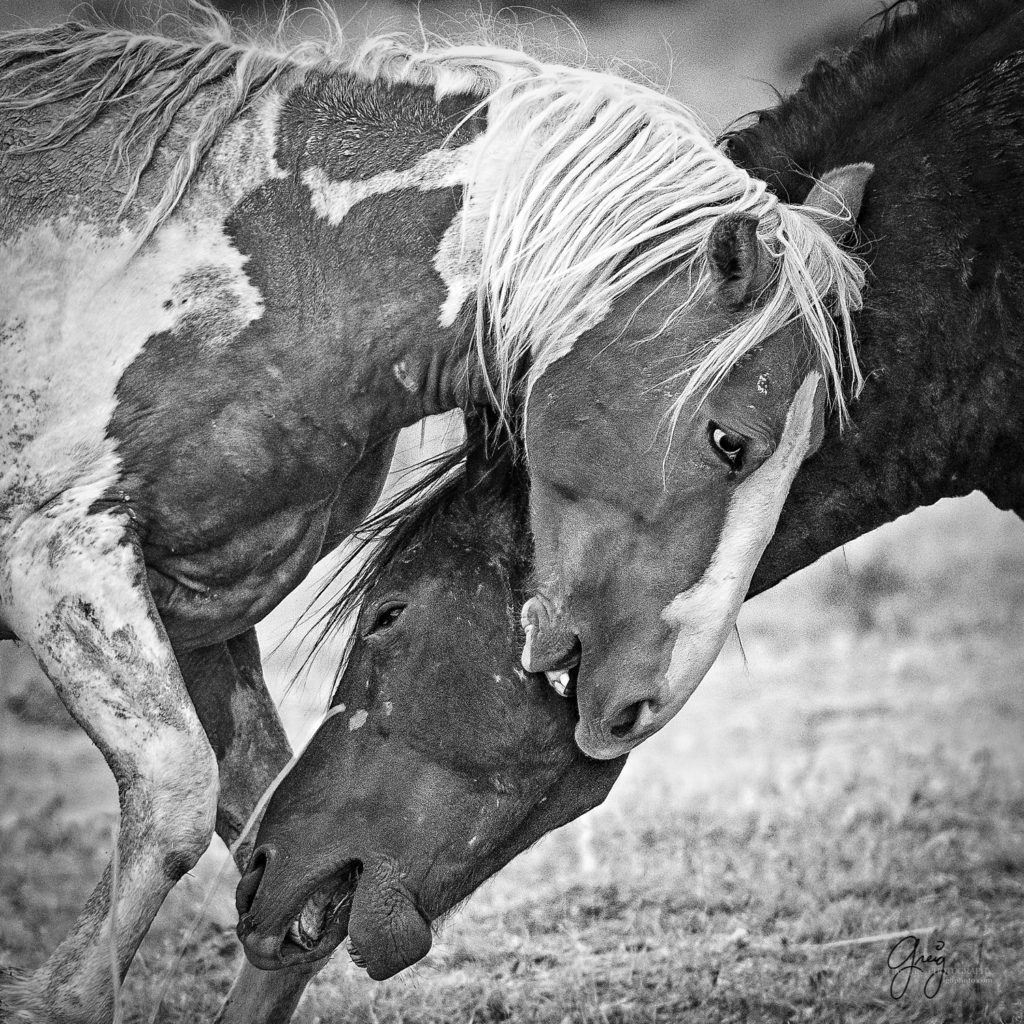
347,867,433,980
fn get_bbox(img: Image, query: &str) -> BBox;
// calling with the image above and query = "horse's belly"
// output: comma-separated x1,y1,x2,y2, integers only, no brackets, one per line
147,501,333,649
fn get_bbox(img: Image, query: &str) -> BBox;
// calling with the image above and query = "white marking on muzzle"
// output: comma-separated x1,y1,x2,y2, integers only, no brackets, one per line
660,372,823,704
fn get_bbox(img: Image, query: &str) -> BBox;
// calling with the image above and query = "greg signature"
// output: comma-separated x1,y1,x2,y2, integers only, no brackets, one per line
887,934,945,999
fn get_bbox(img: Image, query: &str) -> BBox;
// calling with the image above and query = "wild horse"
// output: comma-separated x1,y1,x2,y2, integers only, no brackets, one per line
241,0,1024,997
237,429,625,983
0,5,867,1019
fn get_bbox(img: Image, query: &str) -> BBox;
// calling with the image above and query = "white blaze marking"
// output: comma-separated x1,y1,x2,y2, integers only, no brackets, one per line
349,709,368,731
661,372,823,700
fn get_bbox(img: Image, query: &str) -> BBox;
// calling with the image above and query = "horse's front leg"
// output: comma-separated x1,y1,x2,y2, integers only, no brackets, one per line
176,632,328,1024
176,630,293,868
0,507,218,1024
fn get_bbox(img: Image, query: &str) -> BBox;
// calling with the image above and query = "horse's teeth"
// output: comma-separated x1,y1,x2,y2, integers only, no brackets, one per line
545,670,571,696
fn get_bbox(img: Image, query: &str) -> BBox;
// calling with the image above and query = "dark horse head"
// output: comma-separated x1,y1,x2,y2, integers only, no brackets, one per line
236,431,624,977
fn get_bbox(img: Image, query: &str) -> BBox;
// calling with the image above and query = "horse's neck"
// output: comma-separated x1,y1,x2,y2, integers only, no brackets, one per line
165,71,491,429
748,30,1024,594
4,62,495,538
221,69,493,432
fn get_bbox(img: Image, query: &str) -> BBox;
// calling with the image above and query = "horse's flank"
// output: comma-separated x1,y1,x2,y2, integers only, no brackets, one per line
0,5,866,426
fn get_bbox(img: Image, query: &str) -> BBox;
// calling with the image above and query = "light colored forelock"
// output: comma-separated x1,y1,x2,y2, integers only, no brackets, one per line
456,70,867,425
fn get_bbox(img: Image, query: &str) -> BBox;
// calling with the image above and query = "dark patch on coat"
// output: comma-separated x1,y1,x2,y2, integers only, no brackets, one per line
719,0,1024,593
274,70,484,181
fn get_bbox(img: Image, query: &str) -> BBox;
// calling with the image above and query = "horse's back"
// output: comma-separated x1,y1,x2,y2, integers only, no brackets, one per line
0,79,276,543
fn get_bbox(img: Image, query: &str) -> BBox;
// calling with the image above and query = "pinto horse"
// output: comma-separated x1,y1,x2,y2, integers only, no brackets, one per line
243,0,1024,998
0,8,867,1018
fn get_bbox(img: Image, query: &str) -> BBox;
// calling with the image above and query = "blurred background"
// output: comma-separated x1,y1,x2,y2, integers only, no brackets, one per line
1,1,1022,1022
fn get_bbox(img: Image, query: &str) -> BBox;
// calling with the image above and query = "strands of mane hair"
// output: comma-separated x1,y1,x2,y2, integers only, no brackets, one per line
294,440,474,701
0,2,347,242
468,69,867,426
1,3,865,416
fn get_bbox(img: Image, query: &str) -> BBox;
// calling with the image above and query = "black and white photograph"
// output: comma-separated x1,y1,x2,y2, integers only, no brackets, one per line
0,0,1021,1021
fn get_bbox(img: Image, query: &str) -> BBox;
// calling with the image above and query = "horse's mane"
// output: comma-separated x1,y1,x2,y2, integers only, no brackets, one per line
0,5,334,237
722,0,1021,202
0,4,866,420
298,439,473,698
471,65,866,425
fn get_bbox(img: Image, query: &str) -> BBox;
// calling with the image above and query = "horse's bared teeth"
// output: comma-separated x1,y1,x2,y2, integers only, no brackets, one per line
293,887,334,948
288,918,314,950
545,669,573,697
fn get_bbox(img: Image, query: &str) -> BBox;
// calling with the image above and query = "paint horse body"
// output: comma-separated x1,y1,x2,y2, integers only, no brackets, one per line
1,16,868,1020
0,25,490,1024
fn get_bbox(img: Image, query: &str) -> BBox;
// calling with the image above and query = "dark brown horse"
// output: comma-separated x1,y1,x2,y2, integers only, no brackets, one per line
237,429,623,985
241,0,1024,995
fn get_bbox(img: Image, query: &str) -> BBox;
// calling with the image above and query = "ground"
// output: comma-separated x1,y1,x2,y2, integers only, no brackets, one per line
3,490,1023,1023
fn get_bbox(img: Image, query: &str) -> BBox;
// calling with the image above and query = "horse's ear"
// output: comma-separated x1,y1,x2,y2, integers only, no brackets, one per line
705,212,770,308
804,162,874,241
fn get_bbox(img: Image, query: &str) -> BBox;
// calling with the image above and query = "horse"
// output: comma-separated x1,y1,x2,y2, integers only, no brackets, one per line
235,423,624,988
240,0,1024,997
0,6,868,1018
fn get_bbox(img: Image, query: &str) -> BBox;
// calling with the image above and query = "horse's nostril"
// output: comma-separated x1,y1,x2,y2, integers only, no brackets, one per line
608,700,646,739
235,845,272,917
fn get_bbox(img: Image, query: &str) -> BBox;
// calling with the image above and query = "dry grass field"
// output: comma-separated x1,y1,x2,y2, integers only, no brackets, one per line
3,490,1024,1023
2,2,1023,1022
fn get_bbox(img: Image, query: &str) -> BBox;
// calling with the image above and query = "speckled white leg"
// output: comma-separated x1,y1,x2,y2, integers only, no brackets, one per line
0,504,218,1024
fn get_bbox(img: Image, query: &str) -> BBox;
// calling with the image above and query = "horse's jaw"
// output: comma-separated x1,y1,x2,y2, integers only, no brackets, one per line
236,848,433,979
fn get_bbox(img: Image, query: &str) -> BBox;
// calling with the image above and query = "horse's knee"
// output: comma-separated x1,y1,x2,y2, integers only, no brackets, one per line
131,727,219,879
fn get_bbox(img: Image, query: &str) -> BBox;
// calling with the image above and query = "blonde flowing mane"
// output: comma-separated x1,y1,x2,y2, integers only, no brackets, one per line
0,5,865,417
464,71,866,422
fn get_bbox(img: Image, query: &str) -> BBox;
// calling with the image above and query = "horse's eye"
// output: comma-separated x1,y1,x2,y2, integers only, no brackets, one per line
708,422,745,470
366,602,405,636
